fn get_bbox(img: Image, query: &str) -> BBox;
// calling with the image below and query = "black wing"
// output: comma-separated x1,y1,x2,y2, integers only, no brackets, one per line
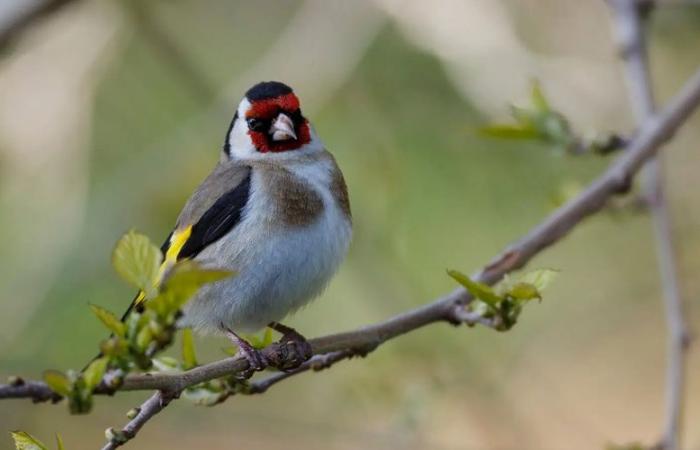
178,170,252,259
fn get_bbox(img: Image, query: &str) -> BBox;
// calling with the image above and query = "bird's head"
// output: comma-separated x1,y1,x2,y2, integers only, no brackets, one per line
224,81,316,160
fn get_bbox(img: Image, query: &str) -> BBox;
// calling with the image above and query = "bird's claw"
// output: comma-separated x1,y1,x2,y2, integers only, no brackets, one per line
268,322,312,371
221,323,268,374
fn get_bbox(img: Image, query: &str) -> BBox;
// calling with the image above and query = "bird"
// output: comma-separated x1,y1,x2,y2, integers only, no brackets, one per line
122,81,352,369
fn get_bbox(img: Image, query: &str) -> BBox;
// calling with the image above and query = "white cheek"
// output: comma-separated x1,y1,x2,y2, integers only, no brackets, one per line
228,98,258,159
230,124,254,153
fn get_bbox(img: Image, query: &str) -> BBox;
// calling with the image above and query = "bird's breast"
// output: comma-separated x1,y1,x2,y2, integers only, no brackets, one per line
257,166,325,227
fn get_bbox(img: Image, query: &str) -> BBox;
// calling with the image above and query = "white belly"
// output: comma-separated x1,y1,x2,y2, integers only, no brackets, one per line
180,167,351,333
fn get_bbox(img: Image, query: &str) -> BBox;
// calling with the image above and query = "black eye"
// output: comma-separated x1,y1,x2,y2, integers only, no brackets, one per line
290,109,304,123
247,118,266,132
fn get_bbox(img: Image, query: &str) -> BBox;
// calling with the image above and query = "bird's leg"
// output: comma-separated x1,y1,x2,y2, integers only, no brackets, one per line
220,323,268,373
268,322,313,370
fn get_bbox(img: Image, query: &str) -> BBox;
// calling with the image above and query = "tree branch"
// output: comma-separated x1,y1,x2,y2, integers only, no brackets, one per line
608,2,691,449
3,65,700,408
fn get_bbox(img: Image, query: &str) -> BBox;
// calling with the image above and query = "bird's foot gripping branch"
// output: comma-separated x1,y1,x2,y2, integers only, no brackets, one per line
5,229,557,449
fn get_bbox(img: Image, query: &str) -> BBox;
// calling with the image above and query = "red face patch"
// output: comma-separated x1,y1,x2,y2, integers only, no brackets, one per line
246,93,311,153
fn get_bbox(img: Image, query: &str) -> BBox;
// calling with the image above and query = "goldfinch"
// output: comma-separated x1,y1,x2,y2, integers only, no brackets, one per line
124,81,352,368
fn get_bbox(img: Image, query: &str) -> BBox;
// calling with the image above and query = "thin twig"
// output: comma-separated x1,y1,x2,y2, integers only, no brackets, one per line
608,2,690,449
101,390,173,450
4,66,700,409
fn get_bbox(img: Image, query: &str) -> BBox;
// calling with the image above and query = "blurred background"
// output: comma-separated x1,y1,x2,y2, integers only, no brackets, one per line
1,0,699,449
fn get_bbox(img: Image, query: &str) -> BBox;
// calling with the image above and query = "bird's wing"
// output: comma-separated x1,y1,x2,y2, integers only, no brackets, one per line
121,163,252,319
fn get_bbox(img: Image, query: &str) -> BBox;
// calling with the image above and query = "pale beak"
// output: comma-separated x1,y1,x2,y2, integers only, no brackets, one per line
270,113,297,141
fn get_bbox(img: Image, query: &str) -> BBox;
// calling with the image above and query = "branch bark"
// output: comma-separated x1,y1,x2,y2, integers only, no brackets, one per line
608,2,691,449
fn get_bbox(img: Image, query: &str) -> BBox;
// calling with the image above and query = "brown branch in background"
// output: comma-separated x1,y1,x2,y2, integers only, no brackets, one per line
122,0,216,102
608,1,691,449
0,0,80,52
3,63,700,449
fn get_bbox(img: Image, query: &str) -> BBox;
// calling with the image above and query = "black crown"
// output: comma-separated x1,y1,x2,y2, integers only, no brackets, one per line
245,81,293,101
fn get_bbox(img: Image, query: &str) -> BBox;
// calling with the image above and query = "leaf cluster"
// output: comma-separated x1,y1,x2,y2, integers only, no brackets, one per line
41,231,233,415
448,268,559,330
480,80,623,156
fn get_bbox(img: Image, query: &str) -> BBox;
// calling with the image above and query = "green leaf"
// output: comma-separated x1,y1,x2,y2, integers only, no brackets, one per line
10,431,48,450
479,124,539,140
89,304,125,337
447,270,502,306
150,261,233,314
55,434,65,450
112,230,162,298
42,370,71,397
518,269,559,292
83,357,108,390
507,282,541,301
182,328,197,369
135,326,153,351
99,336,128,358
67,376,92,415
530,79,550,112
509,104,537,127
166,261,233,293
537,112,573,148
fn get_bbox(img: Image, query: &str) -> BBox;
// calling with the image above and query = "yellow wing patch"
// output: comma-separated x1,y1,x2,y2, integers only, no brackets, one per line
133,225,193,307
166,225,193,264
